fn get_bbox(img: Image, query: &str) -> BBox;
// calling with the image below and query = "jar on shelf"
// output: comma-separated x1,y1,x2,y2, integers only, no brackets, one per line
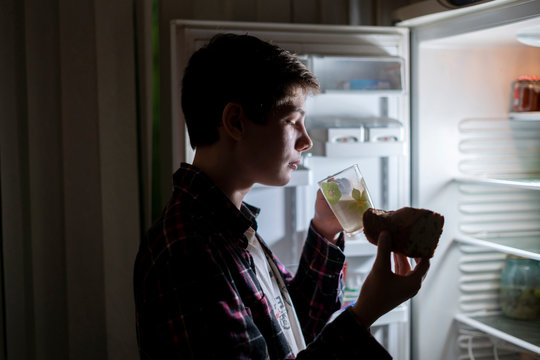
512,75,540,112
499,255,540,320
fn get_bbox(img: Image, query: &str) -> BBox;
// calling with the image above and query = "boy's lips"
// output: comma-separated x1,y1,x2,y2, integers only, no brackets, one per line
288,161,300,170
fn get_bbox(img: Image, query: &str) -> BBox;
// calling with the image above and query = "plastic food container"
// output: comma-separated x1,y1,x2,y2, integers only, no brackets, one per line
499,255,540,320
512,75,540,112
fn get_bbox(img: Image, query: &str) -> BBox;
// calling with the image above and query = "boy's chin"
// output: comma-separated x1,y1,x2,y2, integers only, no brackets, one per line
257,175,291,187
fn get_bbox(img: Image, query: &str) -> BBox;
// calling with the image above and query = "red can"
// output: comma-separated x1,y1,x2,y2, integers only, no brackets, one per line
512,75,540,112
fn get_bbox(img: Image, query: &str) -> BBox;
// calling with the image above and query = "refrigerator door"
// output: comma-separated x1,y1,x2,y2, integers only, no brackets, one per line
405,2,540,359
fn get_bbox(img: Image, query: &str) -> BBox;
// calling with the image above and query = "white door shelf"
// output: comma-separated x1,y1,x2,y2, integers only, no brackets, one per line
455,313,540,355
454,235,540,261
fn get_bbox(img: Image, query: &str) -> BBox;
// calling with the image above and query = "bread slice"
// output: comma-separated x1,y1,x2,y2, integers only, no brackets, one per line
363,207,444,258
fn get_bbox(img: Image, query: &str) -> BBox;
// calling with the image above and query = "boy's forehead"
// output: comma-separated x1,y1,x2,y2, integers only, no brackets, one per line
275,87,306,108
274,95,306,115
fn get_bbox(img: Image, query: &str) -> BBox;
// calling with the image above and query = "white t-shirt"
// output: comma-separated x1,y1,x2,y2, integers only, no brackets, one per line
244,228,306,356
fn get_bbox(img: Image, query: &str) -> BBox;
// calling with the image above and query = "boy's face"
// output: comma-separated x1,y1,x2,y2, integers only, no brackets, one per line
242,87,313,187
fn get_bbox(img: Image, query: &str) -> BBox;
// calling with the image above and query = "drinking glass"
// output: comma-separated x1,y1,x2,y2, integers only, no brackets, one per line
318,164,374,235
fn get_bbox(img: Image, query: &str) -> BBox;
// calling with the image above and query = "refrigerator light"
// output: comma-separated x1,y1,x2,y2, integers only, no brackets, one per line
516,26,540,47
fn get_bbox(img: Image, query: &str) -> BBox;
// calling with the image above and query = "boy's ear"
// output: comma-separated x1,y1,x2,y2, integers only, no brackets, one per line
222,102,246,141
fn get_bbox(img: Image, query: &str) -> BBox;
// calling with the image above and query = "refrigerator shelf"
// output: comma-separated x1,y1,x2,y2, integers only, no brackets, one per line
455,313,540,355
455,177,540,191
509,112,540,122
311,55,404,93
330,303,408,326
374,303,408,326
324,141,406,158
343,238,377,257
454,235,540,261
288,167,312,187
322,89,404,96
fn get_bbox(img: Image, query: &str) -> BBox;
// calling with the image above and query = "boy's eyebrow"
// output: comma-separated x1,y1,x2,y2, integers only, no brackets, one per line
294,107,306,116
274,102,305,116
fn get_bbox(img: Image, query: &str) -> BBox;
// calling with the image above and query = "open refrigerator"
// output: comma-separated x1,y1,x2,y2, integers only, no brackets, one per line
169,1,540,358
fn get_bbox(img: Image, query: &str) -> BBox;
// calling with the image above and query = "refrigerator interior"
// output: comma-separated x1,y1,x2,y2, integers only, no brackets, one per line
171,20,411,359
243,40,412,360
409,10,540,360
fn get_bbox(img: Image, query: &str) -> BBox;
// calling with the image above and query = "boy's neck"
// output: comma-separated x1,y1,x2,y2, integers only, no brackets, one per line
192,147,252,209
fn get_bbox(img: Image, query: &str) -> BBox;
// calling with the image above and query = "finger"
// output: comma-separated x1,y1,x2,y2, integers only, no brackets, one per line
316,189,326,202
315,190,324,206
374,231,392,270
394,253,412,276
411,258,431,281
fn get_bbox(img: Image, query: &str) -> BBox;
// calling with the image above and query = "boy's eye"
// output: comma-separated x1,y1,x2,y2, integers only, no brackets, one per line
285,115,303,125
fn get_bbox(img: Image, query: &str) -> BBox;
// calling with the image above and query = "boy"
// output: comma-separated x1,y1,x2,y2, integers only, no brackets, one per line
134,33,429,359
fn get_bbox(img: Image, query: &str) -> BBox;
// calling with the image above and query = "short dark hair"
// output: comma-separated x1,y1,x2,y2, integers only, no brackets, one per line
181,33,320,148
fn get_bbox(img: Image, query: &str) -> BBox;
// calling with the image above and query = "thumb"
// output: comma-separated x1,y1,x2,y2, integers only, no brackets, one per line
411,257,431,282
374,231,392,270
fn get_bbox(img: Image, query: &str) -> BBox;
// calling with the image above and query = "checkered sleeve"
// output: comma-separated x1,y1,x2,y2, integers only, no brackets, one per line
286,221,346,343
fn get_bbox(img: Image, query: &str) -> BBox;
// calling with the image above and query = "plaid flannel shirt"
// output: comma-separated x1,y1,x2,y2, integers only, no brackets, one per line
134,163,391,359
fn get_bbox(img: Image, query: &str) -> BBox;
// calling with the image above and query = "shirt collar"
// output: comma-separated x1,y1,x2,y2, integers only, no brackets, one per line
173,163,260,246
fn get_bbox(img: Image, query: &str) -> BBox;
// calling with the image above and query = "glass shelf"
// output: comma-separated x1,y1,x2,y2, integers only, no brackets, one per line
454,234,540,261
455,177,540,191
455,313,540,355
509,112,540,122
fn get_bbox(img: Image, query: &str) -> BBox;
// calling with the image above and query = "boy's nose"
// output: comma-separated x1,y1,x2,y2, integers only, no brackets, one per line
297,129,313,152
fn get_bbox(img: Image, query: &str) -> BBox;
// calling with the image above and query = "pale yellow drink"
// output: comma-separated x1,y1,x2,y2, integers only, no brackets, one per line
319,164,374,235
328,198,372,233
